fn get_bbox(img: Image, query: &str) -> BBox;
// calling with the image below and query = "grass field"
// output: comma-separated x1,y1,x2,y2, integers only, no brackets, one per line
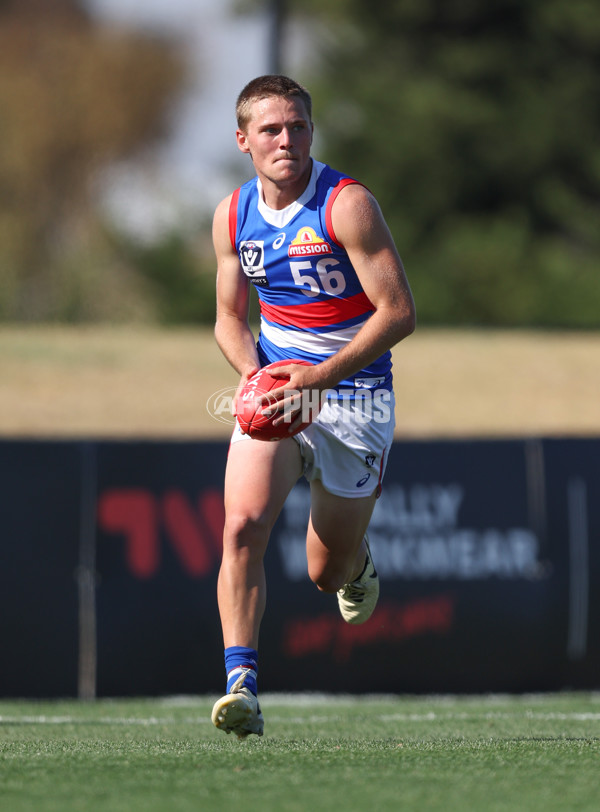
1,325,600,438
2,329,599,811
1,693,599,812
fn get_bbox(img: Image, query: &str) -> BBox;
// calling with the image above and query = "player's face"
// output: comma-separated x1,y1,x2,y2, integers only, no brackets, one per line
236,95,314,197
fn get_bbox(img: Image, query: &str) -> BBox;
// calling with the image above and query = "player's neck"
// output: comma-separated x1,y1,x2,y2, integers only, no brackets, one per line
259,162,313,210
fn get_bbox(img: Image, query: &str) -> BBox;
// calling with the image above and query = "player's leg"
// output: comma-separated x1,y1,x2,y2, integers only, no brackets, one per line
306,482,380,625
299,392,394,624
218,434,302,648
212,433,302,739
306,479,376,592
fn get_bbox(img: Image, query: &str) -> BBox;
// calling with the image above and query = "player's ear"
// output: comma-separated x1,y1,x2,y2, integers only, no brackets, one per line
236,128,251,154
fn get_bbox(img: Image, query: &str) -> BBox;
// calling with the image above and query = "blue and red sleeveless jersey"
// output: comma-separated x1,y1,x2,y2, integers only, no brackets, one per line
229,160,393,394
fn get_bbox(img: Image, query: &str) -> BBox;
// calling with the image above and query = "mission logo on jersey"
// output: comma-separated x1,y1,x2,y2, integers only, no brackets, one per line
288,227,332,258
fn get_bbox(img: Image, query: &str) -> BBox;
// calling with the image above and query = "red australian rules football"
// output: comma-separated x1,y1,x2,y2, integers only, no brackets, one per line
236,359,315,441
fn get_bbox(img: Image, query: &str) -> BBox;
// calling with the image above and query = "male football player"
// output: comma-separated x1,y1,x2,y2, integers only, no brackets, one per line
211,75,415,738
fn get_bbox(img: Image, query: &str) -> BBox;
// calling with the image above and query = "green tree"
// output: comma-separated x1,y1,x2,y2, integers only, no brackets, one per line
115,232,217,325
0,0,185,321
287,0,600,326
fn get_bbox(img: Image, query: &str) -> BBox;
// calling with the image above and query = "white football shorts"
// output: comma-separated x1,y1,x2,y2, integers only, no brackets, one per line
230,389,396,499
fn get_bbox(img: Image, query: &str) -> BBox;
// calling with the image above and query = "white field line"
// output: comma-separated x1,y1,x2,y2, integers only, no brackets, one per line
0,716,171,725
1,711,600,726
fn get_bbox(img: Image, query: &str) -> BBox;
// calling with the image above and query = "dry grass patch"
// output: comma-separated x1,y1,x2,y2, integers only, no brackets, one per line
0,326,598,438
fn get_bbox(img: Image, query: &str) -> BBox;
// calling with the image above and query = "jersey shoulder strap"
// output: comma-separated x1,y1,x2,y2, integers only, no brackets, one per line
228,188,241,249
324,177,364,247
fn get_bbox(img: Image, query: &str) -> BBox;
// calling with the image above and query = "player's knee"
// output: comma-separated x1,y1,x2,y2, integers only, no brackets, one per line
223,512,269,557
309,563,346,594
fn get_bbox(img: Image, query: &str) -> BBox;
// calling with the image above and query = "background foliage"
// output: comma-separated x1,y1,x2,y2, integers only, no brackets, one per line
0,0,189,322
1,0,599,326
300,0,600,327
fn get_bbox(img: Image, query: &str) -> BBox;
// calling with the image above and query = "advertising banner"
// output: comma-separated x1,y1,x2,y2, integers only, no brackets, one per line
542,439,600,688
264,439,564,693
0,437,597,697
0,441,81,697
94,441,226,696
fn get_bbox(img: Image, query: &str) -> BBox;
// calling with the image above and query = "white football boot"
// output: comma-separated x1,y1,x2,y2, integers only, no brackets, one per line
337,535,380,624
211,670,264,740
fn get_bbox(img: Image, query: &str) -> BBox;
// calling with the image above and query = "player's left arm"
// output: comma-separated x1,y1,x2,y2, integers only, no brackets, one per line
263,183,415,420
300,182,416,392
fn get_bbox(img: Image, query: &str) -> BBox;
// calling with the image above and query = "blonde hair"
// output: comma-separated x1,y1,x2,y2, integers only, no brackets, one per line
236,75,312,131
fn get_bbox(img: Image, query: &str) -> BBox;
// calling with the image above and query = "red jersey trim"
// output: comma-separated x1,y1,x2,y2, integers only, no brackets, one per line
229,188,240,249
259,291,374,329
325,178,364,247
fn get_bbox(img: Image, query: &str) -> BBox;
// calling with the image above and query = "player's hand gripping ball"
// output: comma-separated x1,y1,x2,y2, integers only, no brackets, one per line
236,359,314,441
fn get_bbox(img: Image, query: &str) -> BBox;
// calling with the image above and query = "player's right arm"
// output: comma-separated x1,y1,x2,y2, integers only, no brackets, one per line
213,195,261,387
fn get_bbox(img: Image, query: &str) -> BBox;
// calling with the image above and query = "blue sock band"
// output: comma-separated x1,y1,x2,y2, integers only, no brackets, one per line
224,646,258,696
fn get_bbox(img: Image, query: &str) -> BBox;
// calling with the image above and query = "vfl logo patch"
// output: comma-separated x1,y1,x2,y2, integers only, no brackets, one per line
288,226,332,258
364,454,376,468
239,240,268,286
